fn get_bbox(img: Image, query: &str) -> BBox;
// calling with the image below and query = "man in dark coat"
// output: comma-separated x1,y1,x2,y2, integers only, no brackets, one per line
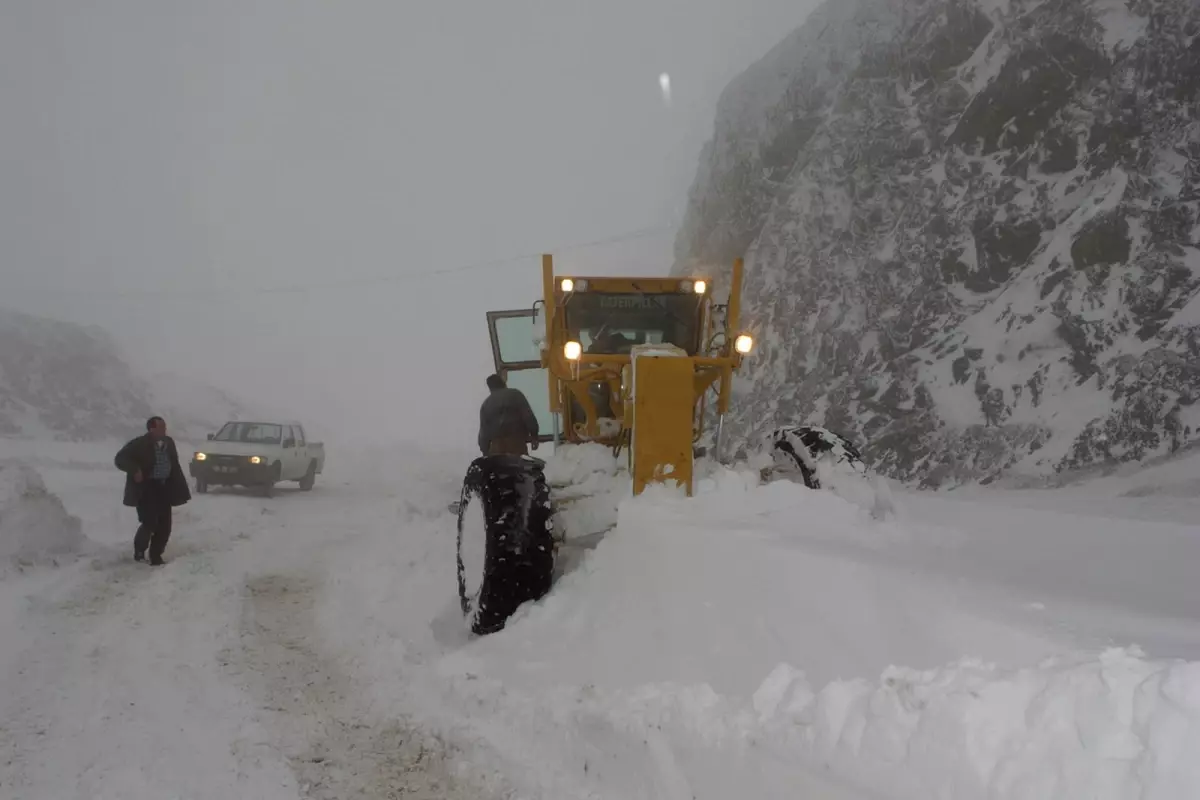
114,415,191,565
478,373,540,456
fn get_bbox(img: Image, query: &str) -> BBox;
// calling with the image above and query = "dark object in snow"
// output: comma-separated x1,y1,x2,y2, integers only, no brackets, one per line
456,454,555,636
766,425,867,489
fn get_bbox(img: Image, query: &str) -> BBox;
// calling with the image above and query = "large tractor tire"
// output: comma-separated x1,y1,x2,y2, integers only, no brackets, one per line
456,454,555,636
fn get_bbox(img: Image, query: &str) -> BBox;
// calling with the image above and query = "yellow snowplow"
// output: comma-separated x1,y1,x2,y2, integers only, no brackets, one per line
455,254,755,634
490,254,754,495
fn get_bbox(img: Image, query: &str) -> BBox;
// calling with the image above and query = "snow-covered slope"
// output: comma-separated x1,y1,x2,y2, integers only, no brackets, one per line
675,0,1200,486
0,308,251,442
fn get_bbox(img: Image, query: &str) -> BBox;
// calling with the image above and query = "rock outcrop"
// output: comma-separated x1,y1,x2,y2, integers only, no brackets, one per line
0,309,249,441
675,0,1200,486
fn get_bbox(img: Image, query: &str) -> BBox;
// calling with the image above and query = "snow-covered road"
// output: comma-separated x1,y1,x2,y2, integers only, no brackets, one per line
0,448,501,799
2,441,1198,799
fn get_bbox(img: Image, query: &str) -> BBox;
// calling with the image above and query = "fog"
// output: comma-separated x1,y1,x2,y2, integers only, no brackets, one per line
3,0,816,449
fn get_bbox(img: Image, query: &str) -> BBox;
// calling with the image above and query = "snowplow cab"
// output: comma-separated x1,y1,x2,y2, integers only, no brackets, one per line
485,254,754,497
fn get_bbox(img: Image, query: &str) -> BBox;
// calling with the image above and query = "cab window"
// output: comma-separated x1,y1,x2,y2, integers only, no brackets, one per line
563,292,702,355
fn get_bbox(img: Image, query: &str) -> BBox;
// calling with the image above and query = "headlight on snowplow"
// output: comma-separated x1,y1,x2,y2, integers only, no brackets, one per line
195,452,207,461
693,280,707,294
734,334,754,354
564,341,582,361
250,456,265,465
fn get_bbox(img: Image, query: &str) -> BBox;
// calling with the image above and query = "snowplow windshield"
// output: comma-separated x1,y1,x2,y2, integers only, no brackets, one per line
564,291,703,355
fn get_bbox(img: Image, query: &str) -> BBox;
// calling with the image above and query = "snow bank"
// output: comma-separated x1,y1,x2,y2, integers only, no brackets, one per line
0,461,88,571
426,644,1200,800
544,441,621,488
544,442,628,539
316,444,1200,799
752,646,1200,799
441,469,1053,695
462,467,1200,797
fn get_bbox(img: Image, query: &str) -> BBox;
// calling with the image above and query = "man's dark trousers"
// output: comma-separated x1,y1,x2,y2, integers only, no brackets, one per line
135,480,173,562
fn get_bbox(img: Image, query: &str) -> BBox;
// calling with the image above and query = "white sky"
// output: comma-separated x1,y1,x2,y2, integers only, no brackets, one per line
2,0,817,448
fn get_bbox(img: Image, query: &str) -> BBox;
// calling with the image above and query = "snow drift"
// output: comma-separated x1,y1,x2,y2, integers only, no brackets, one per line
0,461,87,571
545,442,628,539
316,445,1200,799
754,647,1200,799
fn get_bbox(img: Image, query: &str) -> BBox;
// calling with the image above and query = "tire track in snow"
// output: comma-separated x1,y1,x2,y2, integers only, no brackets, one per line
230,571,498,799
0,553,297,798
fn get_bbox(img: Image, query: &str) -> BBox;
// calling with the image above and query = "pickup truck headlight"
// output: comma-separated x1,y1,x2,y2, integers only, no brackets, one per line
195,452,207,461
250,456,265,465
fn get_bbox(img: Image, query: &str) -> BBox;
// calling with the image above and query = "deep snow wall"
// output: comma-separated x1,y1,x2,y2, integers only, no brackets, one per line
674,0,1200,487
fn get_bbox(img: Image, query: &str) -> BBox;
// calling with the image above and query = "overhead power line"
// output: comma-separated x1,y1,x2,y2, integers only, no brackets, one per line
15,223,679,299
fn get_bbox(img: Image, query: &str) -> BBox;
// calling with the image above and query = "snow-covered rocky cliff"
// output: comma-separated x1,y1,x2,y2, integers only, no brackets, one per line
676,0,1200,486
0,308,248,442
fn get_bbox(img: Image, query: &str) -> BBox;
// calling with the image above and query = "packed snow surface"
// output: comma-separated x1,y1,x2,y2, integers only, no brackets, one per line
2,439,1199,798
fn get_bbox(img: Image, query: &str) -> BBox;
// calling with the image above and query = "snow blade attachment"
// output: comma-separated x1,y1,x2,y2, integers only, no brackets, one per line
767,425,866,489
455,454,555,636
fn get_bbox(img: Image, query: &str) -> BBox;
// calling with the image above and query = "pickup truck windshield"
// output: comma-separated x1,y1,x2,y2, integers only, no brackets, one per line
213,422,283,445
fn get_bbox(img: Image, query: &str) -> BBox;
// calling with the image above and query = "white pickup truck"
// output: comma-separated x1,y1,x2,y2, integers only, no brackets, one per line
189,420,325,497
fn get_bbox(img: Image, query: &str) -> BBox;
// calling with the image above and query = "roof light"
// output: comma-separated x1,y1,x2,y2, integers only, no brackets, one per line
693,280,707,294
734,334,754,354
561,278,574,292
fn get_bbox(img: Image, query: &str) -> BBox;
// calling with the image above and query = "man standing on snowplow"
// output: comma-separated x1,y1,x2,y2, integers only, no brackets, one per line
478,373,540,456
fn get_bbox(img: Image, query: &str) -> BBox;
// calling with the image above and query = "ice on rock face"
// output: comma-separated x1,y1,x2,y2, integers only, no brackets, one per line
672,0,1200,488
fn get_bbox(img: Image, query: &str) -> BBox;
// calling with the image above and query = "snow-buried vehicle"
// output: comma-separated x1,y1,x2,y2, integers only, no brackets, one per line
760,424,895,520
762,424,868,489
